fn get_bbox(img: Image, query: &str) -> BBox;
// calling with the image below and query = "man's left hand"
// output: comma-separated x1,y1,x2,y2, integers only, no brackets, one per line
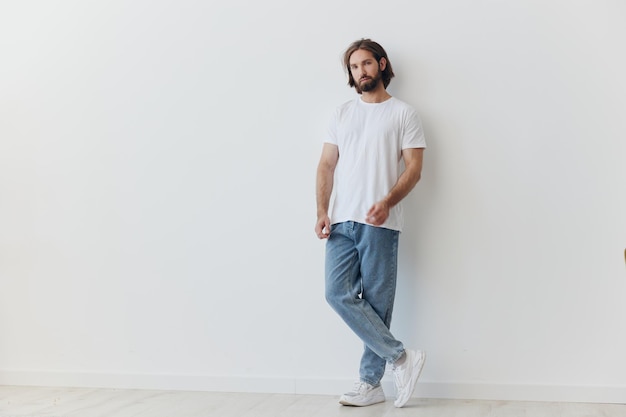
366,201,390,226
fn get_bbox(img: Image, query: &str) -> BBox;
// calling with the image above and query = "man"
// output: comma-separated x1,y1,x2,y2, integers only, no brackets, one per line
314,38,427,408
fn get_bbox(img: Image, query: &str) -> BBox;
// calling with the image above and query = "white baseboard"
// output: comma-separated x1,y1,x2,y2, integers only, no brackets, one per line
0,370,295,394
393,381,626,404
1,370,624,404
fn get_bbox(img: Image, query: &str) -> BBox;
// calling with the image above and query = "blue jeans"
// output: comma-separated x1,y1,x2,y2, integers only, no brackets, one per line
325,221,405,386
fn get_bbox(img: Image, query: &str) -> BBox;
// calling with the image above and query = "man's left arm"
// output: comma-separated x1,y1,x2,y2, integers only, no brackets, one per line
365,148,424,226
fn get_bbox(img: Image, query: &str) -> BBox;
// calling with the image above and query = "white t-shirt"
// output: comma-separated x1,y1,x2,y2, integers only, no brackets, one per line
325,96,426,232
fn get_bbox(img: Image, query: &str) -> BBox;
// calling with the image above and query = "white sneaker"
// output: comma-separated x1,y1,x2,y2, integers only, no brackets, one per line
339,381,386,406
393,349,426,408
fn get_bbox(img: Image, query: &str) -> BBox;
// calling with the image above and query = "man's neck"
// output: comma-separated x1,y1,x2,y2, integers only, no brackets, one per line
360,87,392,103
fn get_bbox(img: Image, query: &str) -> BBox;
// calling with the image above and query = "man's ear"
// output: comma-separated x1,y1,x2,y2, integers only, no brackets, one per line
379,57,387,71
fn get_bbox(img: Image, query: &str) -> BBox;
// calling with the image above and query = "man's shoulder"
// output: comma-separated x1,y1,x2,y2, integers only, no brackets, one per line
330,98,359,120
389,96,417,112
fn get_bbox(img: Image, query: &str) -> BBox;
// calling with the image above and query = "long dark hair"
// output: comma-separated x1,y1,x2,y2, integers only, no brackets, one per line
343,38,395,93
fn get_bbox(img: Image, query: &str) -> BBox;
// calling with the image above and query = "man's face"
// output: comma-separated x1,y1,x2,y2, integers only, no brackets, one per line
349,49,383,92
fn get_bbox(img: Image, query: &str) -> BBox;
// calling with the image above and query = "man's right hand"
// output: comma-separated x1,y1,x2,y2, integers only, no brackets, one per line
315,216,331,239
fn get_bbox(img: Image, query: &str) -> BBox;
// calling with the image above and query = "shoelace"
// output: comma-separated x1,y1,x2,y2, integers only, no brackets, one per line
349,381,367,395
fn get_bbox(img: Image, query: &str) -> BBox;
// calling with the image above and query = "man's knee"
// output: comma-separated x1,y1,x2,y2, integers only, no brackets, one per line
325,282,356,310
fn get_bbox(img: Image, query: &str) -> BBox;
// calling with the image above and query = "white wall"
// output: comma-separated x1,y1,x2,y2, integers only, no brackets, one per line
1,0,625,403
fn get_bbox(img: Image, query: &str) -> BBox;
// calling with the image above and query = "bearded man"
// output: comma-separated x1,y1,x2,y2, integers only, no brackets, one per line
315,38,427,408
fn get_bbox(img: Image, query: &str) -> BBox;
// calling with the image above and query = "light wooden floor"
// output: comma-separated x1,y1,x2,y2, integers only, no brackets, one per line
1,386,625,417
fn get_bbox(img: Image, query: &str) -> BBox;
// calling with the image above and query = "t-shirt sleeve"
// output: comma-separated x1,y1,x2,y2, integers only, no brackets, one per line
324,108,339,145
402,108,427,149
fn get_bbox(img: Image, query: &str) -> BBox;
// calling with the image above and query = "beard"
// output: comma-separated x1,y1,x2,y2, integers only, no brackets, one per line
358,71,382,92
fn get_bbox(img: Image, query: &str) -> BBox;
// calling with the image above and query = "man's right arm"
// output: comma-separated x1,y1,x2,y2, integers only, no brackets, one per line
315,143,339,239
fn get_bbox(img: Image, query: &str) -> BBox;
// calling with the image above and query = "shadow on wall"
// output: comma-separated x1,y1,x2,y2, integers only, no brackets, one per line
392,113,441,349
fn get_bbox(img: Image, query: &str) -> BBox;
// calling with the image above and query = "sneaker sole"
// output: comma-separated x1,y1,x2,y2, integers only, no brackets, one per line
339,397,386,407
